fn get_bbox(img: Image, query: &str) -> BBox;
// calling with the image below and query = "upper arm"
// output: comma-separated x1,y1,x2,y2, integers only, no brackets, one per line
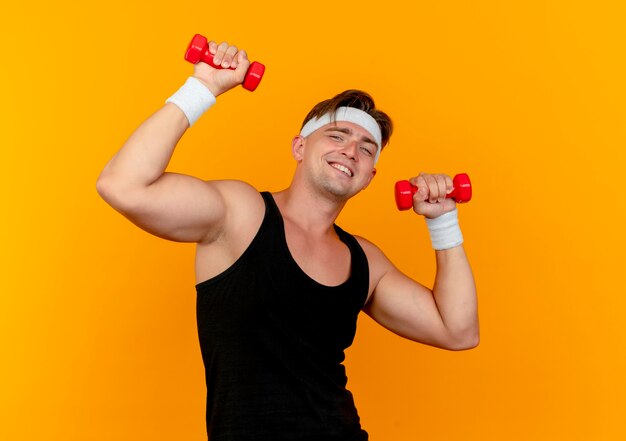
97,173,258,243
357,237,454,349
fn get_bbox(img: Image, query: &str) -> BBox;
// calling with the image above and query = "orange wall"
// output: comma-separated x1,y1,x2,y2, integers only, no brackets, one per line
2,1,625,440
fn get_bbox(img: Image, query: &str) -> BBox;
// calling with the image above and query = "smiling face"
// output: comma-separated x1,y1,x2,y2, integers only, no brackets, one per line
292,121,378,201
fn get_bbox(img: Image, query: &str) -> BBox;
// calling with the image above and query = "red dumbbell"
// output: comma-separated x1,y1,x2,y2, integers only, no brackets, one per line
184,34,265,92
395,173,472,210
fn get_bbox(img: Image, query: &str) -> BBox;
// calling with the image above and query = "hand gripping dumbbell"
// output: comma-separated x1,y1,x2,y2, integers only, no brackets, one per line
395,173,472,210
184,34,265,92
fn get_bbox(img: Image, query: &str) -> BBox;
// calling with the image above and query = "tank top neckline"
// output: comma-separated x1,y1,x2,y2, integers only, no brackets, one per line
263,191,355,290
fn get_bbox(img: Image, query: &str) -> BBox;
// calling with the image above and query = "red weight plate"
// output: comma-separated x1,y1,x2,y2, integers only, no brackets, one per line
242,62,265,91
452,173,472,203
185,34,207,64
394,180,415,211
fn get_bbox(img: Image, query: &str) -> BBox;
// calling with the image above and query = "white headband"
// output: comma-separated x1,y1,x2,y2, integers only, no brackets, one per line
300,106,383,164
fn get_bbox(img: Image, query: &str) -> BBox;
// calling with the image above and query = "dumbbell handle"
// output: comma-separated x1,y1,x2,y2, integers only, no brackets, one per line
184,34,265,92
395,173,472,210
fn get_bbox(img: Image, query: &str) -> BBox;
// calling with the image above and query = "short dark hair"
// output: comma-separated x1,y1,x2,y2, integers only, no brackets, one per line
301,90,393,149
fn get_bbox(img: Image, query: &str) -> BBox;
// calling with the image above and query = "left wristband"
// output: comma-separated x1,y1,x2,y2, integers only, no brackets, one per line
165,76,216,127
425,208,464,250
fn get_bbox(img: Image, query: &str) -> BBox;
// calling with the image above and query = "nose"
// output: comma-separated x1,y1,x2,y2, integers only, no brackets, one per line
340,140,358,160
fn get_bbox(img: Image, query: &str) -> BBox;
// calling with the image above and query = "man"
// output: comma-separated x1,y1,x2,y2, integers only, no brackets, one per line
97,40,479,441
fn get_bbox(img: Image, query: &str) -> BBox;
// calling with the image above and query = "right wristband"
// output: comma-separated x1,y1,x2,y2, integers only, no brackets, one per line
165,76,216,127
425,208,464,250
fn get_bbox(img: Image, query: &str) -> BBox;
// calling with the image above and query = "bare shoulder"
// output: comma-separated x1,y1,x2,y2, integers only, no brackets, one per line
211,179,265,210
354,236,393,270
200,179,265,245
194,180,266,283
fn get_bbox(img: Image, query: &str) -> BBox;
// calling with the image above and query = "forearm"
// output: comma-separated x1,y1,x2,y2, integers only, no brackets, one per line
97,103,189,190
432,245,479,347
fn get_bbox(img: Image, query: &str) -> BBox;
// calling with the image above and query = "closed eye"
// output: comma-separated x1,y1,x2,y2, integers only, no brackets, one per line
360,146,374,156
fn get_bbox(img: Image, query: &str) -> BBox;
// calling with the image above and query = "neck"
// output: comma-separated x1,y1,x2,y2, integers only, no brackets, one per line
272,180,347,236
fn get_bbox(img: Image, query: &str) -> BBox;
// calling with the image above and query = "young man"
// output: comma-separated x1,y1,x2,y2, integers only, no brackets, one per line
97,40,479,441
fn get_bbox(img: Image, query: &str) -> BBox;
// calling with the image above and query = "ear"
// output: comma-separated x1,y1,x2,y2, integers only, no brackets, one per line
362,168,377,190
291,135,305,161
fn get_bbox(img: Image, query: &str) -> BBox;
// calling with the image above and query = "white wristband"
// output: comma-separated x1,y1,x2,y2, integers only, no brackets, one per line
165,76,216,127
425,208,464,250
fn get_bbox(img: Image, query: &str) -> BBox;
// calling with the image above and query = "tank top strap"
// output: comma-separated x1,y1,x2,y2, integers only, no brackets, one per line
333,223,370,304
260,191,281,224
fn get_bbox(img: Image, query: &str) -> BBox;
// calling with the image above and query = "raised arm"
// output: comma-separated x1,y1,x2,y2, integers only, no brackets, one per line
360,173,479,351
96,41,255,244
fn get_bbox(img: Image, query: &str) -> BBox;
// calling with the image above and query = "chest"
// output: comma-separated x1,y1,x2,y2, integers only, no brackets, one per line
283,222,352,287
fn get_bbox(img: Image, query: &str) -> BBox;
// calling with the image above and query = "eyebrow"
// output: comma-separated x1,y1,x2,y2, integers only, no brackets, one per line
324,126,377,146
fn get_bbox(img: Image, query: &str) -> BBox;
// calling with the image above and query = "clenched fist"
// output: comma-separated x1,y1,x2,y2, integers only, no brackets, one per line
409,173,457,219
192,41,251,97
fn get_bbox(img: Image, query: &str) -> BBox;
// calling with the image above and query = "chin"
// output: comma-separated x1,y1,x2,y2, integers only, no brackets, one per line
320,182,361,202
307,172,362,202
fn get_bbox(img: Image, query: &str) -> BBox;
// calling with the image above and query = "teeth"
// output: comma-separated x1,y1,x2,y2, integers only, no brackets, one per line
330,163,352,177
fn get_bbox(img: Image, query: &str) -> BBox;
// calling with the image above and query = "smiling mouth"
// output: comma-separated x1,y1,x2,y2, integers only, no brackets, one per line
329,162,353,177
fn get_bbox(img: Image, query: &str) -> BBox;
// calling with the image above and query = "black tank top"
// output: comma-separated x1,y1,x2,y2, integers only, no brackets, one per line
195,191,370,441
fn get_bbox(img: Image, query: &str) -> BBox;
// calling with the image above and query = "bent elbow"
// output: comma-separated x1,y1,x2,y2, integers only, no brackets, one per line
462,334,480,350
96,176,121,206
447,331,480,351
96,175,137,212
96,175,111,199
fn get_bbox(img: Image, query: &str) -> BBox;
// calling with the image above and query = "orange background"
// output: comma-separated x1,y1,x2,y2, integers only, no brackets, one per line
2,1,625,440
